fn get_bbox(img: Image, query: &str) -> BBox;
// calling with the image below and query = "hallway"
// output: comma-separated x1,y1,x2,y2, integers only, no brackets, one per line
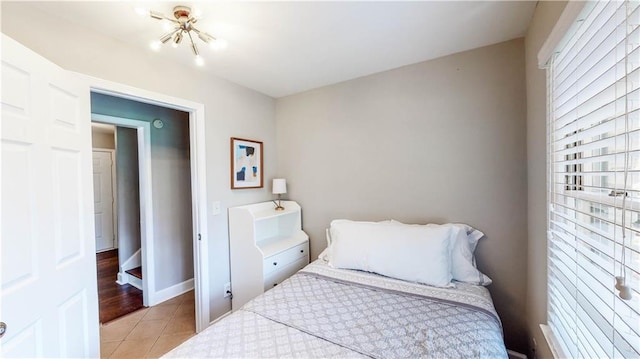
96,249,143,323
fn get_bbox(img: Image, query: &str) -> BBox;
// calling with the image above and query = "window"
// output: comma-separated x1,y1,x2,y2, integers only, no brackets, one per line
564,131,584,191
547,1,640,357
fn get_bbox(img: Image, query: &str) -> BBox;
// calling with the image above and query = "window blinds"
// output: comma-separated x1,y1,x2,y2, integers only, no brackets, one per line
548,1,640,358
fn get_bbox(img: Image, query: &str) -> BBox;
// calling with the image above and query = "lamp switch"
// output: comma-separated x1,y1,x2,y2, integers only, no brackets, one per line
212,201,221,215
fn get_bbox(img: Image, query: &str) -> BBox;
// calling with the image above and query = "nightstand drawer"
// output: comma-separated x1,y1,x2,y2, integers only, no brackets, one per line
263,257,308,291
263,242,308,276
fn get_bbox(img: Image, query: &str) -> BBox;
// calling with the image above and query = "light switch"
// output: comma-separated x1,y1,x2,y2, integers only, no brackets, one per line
212,201,221,215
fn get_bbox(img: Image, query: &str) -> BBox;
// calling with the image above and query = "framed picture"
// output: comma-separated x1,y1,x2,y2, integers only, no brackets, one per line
230,137,263,189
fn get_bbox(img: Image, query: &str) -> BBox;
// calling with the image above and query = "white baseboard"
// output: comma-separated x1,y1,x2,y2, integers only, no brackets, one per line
116,272,126,285
115,271,143,289
128,275,143,290
96,247,116,254
152,278,194,306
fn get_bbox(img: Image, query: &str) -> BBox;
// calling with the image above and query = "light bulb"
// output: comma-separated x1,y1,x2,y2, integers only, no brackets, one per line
195,55,205,66
197,32,214,43
172,32,183,48
150,40,162,51
134,7,148,17
210,38,227,51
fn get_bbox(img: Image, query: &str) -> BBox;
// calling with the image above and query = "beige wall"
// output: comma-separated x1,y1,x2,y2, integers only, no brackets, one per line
1,2,277,321
91,125,115,149
276,39,528,352
525,1,567,358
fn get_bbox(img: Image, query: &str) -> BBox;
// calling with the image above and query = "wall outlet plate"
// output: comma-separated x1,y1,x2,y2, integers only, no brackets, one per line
224,282,231,298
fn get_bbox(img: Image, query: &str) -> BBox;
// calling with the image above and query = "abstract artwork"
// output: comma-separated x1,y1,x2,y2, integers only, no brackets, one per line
231,137,263,189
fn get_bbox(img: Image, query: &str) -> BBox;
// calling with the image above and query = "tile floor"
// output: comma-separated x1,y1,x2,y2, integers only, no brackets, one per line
100,290,195,358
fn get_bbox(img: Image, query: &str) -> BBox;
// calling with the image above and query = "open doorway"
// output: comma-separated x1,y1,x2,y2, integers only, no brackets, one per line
90,93,195,327
85,77,210,335
91,122,144,323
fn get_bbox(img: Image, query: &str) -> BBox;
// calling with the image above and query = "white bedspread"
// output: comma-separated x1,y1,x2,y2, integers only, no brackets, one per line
163,260,507,358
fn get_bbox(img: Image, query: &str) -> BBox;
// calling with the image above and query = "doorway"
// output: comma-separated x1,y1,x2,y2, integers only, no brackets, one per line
96,248,144,323
91,122,144,323
91,92,198,317
86,80,210,334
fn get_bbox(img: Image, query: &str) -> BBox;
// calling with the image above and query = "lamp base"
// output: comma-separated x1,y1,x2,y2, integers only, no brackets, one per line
272,199,285,211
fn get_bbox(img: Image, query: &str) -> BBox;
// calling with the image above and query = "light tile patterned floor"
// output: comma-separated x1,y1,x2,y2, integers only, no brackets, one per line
100,290,195,358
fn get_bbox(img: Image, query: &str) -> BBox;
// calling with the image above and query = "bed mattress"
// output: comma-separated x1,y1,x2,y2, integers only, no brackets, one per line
164,260,507,358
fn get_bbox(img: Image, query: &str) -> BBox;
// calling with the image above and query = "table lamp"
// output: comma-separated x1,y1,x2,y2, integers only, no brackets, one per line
272,178,286,210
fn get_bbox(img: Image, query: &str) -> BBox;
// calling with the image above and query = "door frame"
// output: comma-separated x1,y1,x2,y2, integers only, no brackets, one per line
79,74,210,333
92,148,117,252
92,115,153,306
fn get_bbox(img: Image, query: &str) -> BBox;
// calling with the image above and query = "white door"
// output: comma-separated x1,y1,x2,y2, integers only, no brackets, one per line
93,150,115,252
0,35,99,357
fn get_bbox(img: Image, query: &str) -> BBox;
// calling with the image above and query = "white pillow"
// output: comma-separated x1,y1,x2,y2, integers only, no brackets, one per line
325,219,396,253
325,228,332,246
389,220,485,252
446,225,492,285
452,223,485,252
329,220,453,287
370,220,491,285
318,248,330,262
319,229,332,262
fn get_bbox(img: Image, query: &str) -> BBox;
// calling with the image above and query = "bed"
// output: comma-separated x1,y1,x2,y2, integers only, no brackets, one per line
164,220,508,358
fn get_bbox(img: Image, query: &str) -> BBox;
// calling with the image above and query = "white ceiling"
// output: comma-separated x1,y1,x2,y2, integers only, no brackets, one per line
26,1,536,98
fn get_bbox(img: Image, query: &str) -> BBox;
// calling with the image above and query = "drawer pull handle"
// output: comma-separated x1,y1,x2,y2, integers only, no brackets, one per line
300,250,304,253
273,262,277,266
273,283,278,287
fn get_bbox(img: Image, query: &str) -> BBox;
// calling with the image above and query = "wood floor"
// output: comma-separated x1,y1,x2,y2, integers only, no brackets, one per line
97,249,144,324
126,266,143,279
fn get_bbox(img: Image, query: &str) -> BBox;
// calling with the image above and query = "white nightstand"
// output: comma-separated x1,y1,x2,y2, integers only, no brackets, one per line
228,201,309,309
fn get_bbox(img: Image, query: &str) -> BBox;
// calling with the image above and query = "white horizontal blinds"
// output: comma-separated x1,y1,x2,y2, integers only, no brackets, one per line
548,1,640,358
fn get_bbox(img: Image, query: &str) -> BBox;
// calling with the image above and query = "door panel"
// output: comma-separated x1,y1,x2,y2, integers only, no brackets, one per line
93,151,115,252
1,142,38,291
53,149,85,265
1,34,99,357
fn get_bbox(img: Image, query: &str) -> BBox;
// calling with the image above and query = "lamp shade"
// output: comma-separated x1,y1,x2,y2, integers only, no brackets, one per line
272,178,287,194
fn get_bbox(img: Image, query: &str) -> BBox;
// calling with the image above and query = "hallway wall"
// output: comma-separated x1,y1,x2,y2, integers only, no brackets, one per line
91,124,116,149
115,127,141,268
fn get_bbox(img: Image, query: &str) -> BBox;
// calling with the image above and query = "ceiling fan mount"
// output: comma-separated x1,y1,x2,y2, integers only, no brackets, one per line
172,5,192,20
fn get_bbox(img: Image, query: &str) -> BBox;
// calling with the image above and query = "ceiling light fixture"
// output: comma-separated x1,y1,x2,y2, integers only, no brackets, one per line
141,5,227,66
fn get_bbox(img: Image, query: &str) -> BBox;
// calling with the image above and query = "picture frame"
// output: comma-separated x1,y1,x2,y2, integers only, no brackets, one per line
230,137,263,189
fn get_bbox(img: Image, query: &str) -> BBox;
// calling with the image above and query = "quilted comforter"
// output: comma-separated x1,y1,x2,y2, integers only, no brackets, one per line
164,260,508,358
